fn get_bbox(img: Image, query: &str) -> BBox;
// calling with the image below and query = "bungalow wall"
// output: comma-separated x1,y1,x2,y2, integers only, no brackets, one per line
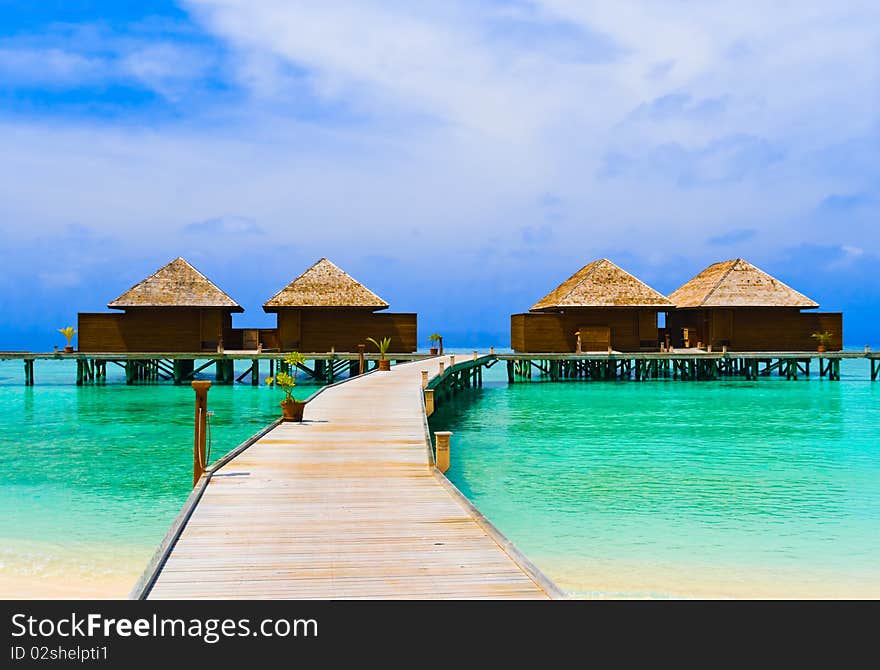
78,309,232,352
275,310,417,352
665,308,843,351
510,309,662,353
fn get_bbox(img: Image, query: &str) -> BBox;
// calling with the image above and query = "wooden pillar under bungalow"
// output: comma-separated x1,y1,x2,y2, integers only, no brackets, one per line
510,259,673,354
262,258,417,355
665,258,843,352
76,257,244,356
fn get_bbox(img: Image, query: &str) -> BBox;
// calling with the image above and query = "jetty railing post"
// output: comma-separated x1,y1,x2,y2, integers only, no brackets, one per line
434,431,452,474
421,370,429,388
358,344,365,375
192,381,211,487
424,389,435,416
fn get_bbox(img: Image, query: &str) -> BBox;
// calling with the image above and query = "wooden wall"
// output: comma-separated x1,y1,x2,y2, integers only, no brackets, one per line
666,308,843,351
275,310,417,352
78,309,232,352
510,309,661,352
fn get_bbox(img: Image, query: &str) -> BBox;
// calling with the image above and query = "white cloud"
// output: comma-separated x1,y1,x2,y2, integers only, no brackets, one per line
2,1,879,278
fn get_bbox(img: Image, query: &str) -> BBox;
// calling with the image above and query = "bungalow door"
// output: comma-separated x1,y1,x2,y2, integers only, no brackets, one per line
577,326,611,352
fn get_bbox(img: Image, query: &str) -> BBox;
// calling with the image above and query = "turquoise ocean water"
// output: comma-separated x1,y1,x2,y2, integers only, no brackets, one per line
430,358,880,598
2,355,878,598
0,359,317,596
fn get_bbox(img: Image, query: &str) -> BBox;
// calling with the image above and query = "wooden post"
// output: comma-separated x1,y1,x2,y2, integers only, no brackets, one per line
192,381,211,487
507,360,514,383
357,344,365,375
251,359,259,386
489,346,495,355
438,361,445,376
178,359,194,385
424,389,435,416
473,351,478,361
421,370,429,388
449,354,455,367
434,431,452,474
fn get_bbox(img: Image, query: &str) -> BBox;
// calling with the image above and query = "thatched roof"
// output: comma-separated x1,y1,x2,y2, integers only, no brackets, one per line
263,258,389,311
531,259,673,311
108,257,243,311
669,258,818,308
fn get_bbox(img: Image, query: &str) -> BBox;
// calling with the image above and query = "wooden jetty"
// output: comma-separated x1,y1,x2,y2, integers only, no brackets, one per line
133,355,562,600
3,349,879,386
497,351,879,383
2,351,434,387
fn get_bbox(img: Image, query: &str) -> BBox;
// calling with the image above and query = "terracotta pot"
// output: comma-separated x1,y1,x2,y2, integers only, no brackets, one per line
280,399,306,421
429,347,438,355
817,345,826,353
378,359,391,371
64,345,74,353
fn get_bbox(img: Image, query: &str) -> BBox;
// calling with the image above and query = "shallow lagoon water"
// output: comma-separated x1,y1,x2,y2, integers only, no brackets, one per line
0,359,316,597
431,358,880,598
2,355,879,598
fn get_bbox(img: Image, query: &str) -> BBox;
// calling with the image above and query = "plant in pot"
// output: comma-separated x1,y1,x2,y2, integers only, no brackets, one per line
58,326,76,353
367,336,392,371
811,331,833,353
266,352,307,421
428,333,442,356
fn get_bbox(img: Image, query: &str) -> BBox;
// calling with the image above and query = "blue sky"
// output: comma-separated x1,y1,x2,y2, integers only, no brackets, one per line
1,1,878,349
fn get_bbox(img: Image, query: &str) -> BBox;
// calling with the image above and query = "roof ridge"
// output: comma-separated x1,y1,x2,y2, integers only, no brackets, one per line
699,259,739,307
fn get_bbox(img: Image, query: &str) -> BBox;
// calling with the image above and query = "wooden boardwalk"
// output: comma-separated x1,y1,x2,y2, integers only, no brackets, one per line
138,355,561,599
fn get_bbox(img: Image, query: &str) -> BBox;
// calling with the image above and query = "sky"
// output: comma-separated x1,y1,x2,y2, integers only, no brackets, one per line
1,0,878,350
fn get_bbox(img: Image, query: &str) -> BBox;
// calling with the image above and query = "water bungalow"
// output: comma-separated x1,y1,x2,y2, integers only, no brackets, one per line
666,258,843,351
77,257,243,353
263,258,417,352
510,259,673,353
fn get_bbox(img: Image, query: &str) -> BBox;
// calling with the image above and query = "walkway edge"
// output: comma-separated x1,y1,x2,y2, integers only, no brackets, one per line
418,379,567,600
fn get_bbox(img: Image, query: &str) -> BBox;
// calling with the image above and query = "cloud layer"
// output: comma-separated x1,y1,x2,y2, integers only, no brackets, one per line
1,1,879,348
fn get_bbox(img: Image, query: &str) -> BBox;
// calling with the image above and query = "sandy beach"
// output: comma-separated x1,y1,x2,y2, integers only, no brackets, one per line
0,571,137,599
540,556,880,600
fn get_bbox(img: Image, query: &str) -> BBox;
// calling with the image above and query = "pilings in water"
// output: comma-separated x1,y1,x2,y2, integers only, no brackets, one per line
500,354,848,383
9,352,873,386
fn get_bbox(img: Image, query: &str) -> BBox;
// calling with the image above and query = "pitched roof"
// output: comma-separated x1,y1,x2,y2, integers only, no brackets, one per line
263,258,389,311
669,258,819,308
531,259,673,310
108,257,243,311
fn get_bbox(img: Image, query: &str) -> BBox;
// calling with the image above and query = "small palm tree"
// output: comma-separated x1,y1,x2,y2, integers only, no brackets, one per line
366,336,392,360
428,333,443,354
58,326,76,351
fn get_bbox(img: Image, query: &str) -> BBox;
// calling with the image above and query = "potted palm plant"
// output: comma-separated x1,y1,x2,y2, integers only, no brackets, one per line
811,331,833,353
58,326,76,353
367,336,392,371
428,333,442,356
266,352,307,421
